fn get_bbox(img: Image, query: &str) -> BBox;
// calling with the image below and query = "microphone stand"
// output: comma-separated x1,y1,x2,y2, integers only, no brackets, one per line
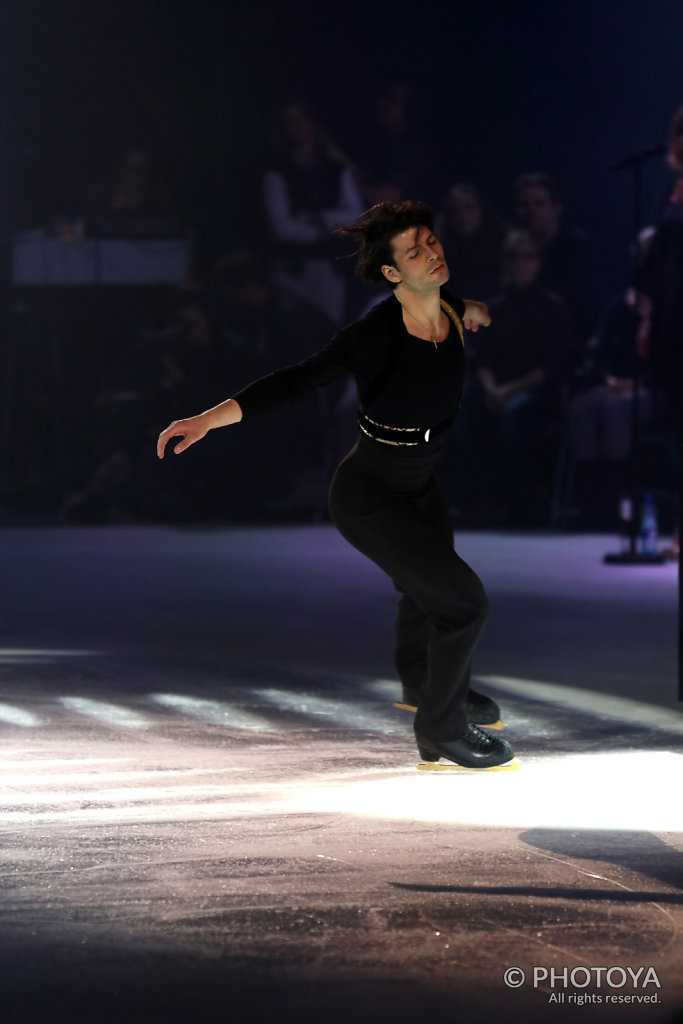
604,144,665,565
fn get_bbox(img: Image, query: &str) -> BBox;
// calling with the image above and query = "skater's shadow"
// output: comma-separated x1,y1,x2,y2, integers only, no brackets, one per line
519,827,683,893
391,829,683,902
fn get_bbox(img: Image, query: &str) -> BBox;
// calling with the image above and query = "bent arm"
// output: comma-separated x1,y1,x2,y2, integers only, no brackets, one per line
504,367,545,394
477,365,544,412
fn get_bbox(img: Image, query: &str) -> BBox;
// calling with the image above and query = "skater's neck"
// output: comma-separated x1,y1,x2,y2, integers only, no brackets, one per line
394,287,443,333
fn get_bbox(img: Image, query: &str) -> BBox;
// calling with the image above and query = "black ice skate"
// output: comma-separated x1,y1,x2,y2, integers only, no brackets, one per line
415,723,519,773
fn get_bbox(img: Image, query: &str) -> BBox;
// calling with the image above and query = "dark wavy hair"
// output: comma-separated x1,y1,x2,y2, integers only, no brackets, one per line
339,201,433,289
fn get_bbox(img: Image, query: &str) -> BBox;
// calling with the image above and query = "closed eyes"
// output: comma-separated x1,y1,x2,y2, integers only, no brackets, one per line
407,236,439,259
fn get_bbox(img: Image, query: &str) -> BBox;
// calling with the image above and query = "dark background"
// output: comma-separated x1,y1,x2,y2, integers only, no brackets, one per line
0,0,681,523
1,0,681,284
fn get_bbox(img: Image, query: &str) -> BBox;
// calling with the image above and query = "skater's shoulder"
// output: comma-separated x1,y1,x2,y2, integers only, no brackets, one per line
332,294,398,346
353,293,398,331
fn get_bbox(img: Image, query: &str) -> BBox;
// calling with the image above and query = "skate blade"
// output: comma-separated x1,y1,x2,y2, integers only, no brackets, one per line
394,702,507,731
417,757,521,774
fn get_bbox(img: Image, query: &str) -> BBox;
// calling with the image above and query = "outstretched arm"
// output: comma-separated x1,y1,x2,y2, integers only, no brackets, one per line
157,397,243,459
156,326,356,460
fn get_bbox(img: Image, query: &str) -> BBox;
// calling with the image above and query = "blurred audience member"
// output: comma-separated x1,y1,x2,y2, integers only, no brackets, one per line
638,104,683,433
62,288,229,523
262,100,363,326
515,171,598,353
211,251,339,517
357,81,438,207
210,252,271,375
149,289,230,412
433,186,506,514
569,289,653,528
85,143,184,238
465,231,573,524
435,182,508,302
212,249,334,367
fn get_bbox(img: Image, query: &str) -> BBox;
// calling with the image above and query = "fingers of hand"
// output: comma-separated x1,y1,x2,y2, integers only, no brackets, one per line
174,436,191,454
157,421,184,459
157,433,170,459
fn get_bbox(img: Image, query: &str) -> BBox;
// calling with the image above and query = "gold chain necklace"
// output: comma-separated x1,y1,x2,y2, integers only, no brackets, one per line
401,304,444,349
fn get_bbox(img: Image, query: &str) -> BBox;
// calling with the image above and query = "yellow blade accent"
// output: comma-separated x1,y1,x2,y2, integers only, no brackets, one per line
417,757,521,773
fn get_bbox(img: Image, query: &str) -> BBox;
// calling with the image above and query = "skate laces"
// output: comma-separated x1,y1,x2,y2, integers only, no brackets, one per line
467,723,496,748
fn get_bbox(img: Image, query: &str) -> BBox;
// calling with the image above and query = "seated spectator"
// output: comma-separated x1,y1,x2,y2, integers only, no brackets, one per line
435,182,508,302
61,287,227,523
637,103,683,433
262,100,363,326
356,80,440,209
85,143,184,238
635,104,683,554
515,171,599,355
211,251,339,518
463,231,573,524
211,249,335,367
568,288,653,528
62,255,339,524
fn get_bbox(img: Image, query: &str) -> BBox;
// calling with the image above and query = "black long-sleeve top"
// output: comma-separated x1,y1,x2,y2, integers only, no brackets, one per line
233,289,466,452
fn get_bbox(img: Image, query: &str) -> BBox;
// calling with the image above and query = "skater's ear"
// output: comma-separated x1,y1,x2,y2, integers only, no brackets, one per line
381,263,401,285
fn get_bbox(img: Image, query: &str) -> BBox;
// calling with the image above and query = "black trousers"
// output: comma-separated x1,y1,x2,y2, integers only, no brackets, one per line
328,437,489,741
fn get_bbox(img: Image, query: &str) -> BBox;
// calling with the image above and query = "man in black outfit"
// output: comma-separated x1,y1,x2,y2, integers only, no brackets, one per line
157,202,516,771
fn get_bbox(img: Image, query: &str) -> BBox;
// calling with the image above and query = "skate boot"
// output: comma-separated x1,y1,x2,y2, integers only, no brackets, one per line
464,689,504,729
415,723,519,773
395,688,506,729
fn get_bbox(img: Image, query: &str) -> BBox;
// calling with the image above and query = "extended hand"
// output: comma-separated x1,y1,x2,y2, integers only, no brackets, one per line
463,300,491,332
157,414,209,459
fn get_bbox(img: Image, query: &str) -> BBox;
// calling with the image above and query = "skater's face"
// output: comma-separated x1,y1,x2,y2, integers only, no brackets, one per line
382,224,450,293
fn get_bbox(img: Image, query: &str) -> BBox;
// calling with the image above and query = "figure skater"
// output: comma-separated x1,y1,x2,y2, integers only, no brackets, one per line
157,201,516,771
